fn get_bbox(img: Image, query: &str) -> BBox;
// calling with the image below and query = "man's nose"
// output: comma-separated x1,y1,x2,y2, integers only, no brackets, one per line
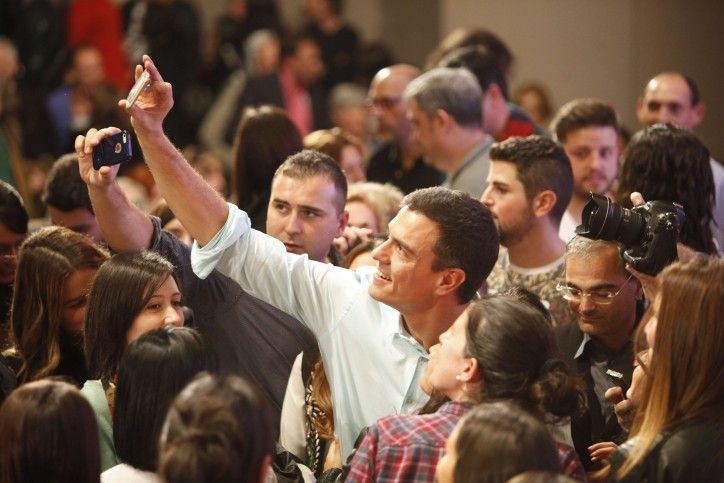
285,213,302,234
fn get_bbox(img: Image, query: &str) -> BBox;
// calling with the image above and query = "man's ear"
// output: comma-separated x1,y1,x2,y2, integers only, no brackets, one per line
532,190,557,218
635,97,646,124
486,83,504,102
691,101,706,128
436,267,466,297
337,209,349,237
434,108,452,133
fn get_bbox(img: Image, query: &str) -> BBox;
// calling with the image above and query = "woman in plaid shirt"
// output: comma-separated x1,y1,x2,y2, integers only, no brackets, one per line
346,292,586,482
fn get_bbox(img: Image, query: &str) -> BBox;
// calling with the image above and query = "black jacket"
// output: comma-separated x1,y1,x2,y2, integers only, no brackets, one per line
555,322,633,470
611,418,724,482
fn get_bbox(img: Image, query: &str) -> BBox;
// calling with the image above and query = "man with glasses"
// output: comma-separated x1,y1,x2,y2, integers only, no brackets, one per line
366,64,443,193
555,235,643,471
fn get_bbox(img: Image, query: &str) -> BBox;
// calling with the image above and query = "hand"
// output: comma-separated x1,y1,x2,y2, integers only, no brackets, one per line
605,386,635,432
323,436,342,471
118,55,174,136
333,226,374,256
588,441,618,465
75,127,122,188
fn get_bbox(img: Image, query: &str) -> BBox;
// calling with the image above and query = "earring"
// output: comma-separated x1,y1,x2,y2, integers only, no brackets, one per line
455,374,462,381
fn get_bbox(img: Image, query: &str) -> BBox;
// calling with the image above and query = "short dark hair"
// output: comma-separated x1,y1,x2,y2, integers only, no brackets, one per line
615,123,716,254
114,327,218,471
0,380,100,483
273,149,348,213
454,401,562,482
84,251,180,382
401,187,499,302
426,27,514,75
465,295,584,419
159,374,275,483
490,135,573,223
439,45,509,99
43,154,94,213
550,98,619,144
404,67,482,129
280,32,319,59
682,74,701,106
0,180,28,234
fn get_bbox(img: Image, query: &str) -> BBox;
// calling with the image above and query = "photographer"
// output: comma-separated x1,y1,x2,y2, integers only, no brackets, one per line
554,236,643,471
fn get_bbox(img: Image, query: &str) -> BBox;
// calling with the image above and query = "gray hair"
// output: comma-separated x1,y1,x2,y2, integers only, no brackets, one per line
244,29,279,74
565,235,626,275
403,67,482,128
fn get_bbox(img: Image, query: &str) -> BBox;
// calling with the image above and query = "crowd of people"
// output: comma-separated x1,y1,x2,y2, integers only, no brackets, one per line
0,1,722,482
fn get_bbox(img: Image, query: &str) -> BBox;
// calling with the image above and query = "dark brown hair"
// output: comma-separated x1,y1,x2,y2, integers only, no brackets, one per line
159,373,274,483
402,187,499,303
550,98,619,144
490,135,573,223
453,401,561,483
0,380,100,483
466,295,585,420
84,251,179,382
10,226,108,383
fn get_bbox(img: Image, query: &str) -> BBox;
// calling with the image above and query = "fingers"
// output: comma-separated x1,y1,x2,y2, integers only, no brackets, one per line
143,54,164,83
588,442,618,462
604,386,625,404
630,191,645,206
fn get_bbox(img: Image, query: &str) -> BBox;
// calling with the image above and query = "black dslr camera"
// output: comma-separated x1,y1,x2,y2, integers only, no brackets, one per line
575,193,685,275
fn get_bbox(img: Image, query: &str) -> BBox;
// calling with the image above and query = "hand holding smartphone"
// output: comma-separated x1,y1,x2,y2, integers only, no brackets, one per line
92,130,133,170
605,369,629,399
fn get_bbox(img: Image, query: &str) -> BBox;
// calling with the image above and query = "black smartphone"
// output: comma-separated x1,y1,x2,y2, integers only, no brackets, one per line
92,130,133,170
605,369,629,399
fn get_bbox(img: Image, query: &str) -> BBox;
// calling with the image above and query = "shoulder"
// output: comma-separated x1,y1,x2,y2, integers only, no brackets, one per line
655,421,724,480
554,322,583,358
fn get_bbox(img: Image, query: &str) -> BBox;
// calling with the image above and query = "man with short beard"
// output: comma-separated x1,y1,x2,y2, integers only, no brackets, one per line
482,135,576,326
550,99,620,242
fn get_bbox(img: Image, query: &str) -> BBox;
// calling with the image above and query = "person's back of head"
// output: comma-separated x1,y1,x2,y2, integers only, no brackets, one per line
114,326,218,472
43,153,104,242
426,27,514,76
10,226,108,383
0,181,28,237
43,154,93,214
159,373,275,483
404,67,483,130
489,135,573,225
0,181,28,286
465,295,584,420
401,187,498,303
615,123,716,254
439,45,508,99
233,105,303,210
0,380,100,483
436,401,561,483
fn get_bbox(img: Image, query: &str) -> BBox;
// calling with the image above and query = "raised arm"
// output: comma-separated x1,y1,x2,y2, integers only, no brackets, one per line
120,55,228,247
75,127,153,251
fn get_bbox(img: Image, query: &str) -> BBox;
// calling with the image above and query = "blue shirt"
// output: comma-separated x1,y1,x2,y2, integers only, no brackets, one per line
191,204,430,457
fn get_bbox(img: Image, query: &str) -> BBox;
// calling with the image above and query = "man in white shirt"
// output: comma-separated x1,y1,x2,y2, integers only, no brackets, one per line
109,55,500,458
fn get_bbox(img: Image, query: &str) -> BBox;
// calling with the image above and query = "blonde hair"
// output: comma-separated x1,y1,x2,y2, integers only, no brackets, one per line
618,256,724,477
346,182,403,234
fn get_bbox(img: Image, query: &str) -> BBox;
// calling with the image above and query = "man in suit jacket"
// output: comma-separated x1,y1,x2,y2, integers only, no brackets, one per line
226,34,328,142
555,235,642,470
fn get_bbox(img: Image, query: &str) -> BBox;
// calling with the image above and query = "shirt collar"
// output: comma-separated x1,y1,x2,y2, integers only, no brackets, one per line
573,332,593,360
448,136,492,184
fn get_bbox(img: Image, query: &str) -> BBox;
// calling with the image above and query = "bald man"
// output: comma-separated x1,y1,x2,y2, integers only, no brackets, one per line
637,72,723,252
366,64,443,194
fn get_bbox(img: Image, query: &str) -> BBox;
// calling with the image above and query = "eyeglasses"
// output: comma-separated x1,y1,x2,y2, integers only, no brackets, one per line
365,96,402,110
556,274,634,305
